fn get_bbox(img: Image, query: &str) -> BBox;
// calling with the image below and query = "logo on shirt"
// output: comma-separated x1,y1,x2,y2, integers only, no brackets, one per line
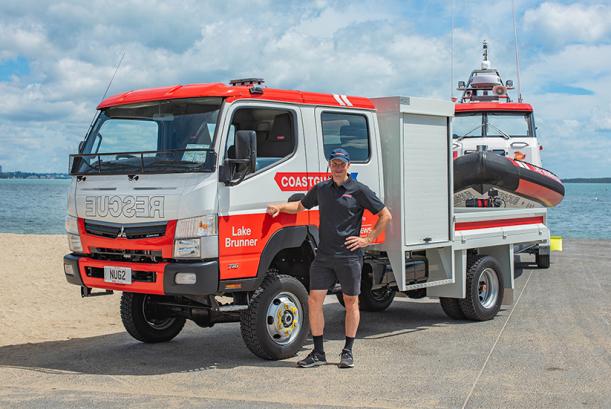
274,172,358,191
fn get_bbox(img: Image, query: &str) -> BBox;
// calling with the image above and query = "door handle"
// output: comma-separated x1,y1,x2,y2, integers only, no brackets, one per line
288,193,305,202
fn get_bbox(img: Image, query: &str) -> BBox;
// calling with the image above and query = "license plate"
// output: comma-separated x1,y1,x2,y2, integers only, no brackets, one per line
104,266,132,284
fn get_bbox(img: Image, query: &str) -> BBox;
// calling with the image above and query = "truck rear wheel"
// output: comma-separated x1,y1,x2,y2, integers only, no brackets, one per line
240,274,309,360
120,293,186,343
439,297,466,320
459,256,504,321
536,253,550,269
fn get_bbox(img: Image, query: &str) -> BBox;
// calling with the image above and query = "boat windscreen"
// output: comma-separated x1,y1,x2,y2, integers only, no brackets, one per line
486,112,531,138
454,112,532,139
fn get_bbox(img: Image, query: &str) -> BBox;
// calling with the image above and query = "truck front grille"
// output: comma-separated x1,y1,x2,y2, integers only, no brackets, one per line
84,220,167,239
90,247,163,263
85,267,157,283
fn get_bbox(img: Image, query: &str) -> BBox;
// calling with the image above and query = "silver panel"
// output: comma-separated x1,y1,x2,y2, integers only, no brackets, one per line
404,278,454,291
403,114,450,245
371,96,454,291
201,235,219,259
428,249,466,299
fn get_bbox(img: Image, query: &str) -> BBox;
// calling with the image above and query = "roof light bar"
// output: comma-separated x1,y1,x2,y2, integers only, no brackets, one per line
229,78,265,87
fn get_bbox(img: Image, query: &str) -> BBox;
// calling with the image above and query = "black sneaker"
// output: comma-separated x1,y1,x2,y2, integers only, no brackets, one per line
297,350,327,368
339,349,354,368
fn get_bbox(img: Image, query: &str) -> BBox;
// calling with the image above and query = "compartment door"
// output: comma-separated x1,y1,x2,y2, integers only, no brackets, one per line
402,114,450,246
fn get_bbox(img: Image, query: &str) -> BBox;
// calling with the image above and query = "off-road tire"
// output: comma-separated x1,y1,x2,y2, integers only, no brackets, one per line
439,255,478,319
536,253,550,269
336,284,396,312
439,297,466,320
336,264,396,312
240,274,309,360
120,292,186,343
459,256,504,321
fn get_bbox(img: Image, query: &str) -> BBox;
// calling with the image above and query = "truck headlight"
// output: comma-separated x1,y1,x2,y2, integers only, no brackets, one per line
175,215,217,238
174,239,201,258
68,234,83,253
65,215,79,235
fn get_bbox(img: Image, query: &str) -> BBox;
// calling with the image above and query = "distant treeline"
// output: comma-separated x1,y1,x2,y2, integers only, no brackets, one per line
563,178,611,183
0,172,70,179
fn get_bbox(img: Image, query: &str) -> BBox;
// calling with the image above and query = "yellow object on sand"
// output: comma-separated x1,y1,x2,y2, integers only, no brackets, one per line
550,236,563,252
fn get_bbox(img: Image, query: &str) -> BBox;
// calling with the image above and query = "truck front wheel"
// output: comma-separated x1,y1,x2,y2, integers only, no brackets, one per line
459,256,504,321
120,293,186,343
240,274,309,360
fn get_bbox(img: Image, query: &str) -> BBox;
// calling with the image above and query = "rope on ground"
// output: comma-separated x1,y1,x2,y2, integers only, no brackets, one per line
461,269,534,409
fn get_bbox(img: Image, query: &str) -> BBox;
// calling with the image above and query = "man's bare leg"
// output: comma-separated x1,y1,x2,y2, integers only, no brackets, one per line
308,290,327,336
297,290,328,367
342,294,360,337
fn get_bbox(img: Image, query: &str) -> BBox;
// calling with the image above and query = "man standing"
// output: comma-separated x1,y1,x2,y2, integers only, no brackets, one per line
266,148,392,368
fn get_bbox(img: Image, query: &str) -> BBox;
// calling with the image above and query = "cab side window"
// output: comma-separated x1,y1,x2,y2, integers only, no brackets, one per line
226,108,296,173
321,112,370,162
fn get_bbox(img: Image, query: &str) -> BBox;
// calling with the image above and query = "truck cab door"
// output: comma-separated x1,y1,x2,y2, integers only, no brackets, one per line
217,102,309,281
313,107,384,241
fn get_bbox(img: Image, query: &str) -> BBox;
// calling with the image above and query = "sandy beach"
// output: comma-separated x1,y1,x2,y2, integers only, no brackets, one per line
0,234,610,408
0,234,119,346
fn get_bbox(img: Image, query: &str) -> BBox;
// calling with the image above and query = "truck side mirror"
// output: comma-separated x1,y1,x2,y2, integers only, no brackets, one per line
235,130,257,173
457,81,466,90
220,130,257,186
78,141,85,153
505,80,514,89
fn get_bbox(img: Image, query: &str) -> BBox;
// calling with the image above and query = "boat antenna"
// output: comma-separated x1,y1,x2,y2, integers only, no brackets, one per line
450,0,455,100
511,0,523,102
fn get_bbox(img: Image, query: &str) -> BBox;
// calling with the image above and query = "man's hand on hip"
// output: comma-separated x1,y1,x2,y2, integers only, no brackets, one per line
345,236,371,251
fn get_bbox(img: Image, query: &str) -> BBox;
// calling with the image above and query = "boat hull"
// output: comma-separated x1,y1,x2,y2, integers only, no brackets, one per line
453,152,565,208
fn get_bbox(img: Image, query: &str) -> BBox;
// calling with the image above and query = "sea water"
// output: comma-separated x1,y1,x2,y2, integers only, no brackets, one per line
0,179,609,239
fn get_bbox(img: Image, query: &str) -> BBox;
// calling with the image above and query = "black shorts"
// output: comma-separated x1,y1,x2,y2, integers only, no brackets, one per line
309,254,363,296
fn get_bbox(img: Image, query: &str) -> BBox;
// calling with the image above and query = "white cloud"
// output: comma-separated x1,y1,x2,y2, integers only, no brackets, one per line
0,0,610,177
524,2,611,45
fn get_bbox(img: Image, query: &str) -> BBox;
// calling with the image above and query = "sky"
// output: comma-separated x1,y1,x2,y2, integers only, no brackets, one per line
0,0,609,177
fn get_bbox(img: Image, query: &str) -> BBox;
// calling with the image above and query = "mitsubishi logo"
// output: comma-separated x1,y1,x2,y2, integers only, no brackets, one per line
117,226,127,239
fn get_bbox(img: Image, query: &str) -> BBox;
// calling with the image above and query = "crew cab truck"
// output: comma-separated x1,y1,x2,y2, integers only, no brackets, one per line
64,80,550,360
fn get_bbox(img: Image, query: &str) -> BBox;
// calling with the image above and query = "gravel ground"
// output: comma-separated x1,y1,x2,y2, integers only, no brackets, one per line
0,234,609,408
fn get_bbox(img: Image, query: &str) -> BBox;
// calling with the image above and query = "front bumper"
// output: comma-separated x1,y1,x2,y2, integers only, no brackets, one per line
63,254,219,296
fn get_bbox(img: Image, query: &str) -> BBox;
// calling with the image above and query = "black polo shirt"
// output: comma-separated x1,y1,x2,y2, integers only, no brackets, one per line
301,176,385,257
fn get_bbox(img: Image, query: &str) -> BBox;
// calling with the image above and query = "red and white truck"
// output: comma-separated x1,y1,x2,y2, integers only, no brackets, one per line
64,79,551,360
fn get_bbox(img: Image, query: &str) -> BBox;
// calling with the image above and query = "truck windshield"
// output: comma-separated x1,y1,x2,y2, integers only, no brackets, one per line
71,97,222,175
453,112,533,139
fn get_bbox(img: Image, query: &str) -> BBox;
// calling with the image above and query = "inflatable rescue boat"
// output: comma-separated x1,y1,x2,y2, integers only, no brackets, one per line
452,41,564,208
454,151,564,208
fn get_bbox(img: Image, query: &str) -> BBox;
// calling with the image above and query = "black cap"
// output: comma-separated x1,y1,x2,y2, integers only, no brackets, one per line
329,148,350,163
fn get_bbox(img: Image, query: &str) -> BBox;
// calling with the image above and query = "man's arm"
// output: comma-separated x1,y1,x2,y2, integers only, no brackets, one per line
267,184,318,217
266,201,305,218
345,207,392,251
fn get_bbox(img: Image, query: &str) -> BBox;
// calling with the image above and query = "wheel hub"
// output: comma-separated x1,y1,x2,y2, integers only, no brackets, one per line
266,292,302,345
142,295,176,330
478,267,499,309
